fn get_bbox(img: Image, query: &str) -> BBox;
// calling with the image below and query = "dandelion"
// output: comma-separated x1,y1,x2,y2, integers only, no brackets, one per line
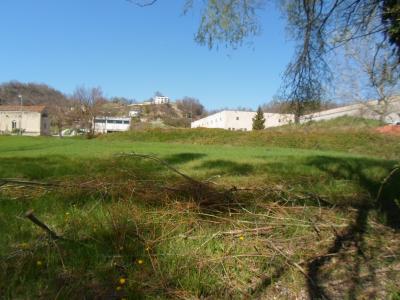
19,242,29,249
119,277,126,285
137,259,144,265
116,286,122,291
239,236,244,241
36,260,43,267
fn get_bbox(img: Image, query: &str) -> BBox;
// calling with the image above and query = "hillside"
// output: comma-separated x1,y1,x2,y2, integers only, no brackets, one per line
0,81,67,106
101,117,400,159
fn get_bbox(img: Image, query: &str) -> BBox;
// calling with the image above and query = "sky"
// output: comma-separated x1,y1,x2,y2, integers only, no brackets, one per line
0,0,295,110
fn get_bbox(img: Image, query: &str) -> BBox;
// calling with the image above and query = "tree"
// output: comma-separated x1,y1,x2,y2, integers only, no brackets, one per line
252,106,265,130
154,91,164,98
332,35,400,123
382,0,400,60
72,86,107,135
133,0,400,121
176,97,206,119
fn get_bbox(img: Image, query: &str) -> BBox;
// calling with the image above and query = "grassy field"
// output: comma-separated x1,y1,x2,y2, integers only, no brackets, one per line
1,117,399,299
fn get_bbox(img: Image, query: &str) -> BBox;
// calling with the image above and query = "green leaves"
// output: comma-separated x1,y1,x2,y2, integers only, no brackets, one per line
188,0,265,49
252,106,265,130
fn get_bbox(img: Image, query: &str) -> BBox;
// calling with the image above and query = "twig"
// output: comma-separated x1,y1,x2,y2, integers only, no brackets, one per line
24,210,61,239
0,178,59,187
117,152,202,185
265,239,322,297
375,165,400,202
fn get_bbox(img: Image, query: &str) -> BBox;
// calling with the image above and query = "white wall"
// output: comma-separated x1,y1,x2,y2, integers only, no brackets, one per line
94,117,131,133
153,96,170,104
129,110,141,117
191,111,294,131
0,111,48,135
301,98,400,123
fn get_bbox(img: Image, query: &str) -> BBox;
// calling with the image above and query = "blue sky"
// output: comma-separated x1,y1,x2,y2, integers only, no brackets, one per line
0,0,294,110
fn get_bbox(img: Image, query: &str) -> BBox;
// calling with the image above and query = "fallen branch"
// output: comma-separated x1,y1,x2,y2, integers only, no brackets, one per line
265,239,323,298
25,210,61,239
375,164,400,202
0,178,59,187
117,152,202,185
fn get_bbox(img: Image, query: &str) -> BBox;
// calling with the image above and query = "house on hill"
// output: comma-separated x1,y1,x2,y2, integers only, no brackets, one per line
0,105,50,136
153,96,170,104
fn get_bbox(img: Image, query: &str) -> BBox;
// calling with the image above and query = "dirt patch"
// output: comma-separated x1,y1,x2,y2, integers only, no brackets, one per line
376,125,400,135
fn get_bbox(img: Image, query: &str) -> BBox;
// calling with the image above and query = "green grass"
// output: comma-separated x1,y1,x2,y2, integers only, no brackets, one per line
1,119,399,299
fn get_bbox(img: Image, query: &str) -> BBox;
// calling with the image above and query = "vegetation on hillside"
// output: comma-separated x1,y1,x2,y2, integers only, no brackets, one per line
102,117,400,159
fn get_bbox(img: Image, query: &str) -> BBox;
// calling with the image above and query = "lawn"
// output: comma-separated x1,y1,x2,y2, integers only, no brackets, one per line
1,119,399,299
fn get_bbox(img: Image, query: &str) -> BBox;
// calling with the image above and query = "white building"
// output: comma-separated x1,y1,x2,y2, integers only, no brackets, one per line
191,110,294,131
153,96,170,104
0,105,50,136
93,117,131,133
129,109,141,117
301,98,400,123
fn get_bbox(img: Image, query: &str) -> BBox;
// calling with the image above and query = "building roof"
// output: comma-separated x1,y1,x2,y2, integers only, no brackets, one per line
0,105,47,113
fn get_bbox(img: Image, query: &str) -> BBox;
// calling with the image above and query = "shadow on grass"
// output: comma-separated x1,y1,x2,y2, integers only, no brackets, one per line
164,152,207,165
0,155,166,180
305,155,400,299
0,156,87,179
196,159,254,176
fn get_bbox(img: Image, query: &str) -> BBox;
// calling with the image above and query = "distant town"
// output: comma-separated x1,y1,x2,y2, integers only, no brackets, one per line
0,82,399,136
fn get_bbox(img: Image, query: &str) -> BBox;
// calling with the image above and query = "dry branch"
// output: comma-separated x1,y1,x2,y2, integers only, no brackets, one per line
25,210,61,239
0,178,59,187
117,152,202,184
375,164,400,202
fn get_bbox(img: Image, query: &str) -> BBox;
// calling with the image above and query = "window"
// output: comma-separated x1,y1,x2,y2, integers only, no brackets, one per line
116,120,123,124
42,113,48,118
95,119,106,124
107,120,115,124
123,121,130,124
11,120,17,130
236,117,239,120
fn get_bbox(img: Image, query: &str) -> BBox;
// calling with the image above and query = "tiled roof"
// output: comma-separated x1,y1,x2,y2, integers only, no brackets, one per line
0,105,47,113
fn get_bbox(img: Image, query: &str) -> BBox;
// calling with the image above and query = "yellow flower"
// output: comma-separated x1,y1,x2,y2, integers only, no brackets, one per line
119,277,126,285
19,242,29,249
137,259,144,265
116,286,122,291
239,236,244,241
145,247,150,251
36,260,43,266
119,246,124,251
